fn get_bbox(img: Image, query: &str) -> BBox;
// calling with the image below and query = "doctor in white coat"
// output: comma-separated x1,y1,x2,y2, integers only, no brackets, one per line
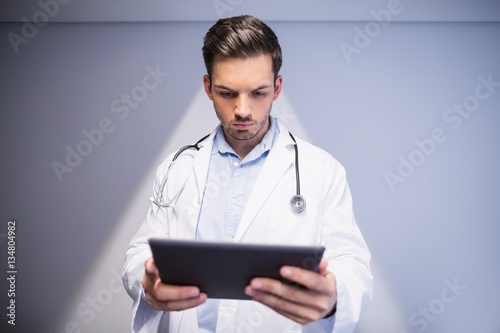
122,15,372,333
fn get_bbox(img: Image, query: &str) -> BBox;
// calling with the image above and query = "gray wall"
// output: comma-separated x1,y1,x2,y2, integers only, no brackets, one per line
1,1,499,333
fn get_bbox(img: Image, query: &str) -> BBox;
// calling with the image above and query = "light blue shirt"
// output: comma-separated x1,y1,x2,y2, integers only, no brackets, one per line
196,116,279,333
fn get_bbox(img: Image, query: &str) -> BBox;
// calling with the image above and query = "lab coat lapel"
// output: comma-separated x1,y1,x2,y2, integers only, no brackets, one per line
234,125,294,241
175,132,215,240
192,132,215,206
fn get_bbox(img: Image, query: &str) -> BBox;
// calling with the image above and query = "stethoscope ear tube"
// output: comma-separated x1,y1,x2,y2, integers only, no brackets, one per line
151,134,211,207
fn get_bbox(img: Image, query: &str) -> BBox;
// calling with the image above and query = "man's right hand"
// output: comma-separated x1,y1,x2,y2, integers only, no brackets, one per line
142,257,207,311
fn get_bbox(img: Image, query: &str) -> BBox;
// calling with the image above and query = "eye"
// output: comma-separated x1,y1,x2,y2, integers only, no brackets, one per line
219,91,235,98
252,91,266,97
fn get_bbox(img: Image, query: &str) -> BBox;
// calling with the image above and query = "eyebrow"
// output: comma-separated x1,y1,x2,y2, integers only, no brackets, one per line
213,84,273,91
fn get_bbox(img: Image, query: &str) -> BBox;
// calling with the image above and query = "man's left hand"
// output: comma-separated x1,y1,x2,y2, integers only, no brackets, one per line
244,258,337,325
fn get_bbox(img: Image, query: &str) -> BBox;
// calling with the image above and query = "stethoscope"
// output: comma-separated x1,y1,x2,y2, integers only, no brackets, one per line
150,132,306,214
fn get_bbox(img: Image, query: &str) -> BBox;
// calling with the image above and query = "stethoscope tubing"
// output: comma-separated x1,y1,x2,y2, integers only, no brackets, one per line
151,132,306,213
288,132,306,214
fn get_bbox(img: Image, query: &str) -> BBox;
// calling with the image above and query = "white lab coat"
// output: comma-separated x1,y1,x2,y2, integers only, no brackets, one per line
122,120,373,333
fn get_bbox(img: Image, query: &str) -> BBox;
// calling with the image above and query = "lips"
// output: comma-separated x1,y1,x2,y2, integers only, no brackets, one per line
232,122,254,130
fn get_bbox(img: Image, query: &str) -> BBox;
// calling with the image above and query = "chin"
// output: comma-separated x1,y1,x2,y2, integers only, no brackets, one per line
231,132,256,141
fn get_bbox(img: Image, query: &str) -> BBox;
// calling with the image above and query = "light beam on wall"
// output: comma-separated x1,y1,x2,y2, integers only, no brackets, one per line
53,87,399,333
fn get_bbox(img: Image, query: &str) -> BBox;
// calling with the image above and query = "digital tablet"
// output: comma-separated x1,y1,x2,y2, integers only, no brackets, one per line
149,238,325,300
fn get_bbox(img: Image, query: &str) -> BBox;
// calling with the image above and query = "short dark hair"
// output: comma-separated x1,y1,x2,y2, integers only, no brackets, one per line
202,15,282,79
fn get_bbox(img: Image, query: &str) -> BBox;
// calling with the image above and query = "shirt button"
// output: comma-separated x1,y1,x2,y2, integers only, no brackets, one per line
232,198,238,205
233,161,239,167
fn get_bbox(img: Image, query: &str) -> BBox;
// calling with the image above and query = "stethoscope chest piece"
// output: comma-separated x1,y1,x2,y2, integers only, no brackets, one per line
290,194,306,214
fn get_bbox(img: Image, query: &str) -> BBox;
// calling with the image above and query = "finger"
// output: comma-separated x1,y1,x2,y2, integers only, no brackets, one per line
145,257,159,276
279,268,337,316
269,304,317,325
280,265,334,294
142,258,160,296
154,284,202,302
317,258,328,275
246,278,326,312
142,272,203,303
142,257,206,309
245,284,322,324
149,292,207,312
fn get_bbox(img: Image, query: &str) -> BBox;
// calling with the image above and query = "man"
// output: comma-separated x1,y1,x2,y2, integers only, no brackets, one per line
122,15,373,333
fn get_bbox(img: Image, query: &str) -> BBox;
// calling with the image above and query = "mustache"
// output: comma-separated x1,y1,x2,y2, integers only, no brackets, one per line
234,115,252,122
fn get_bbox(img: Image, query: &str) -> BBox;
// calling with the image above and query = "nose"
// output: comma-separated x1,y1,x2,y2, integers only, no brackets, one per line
234,95,251,118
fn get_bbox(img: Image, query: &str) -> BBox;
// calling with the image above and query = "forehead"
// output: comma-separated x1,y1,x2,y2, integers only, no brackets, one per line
211,54,274,88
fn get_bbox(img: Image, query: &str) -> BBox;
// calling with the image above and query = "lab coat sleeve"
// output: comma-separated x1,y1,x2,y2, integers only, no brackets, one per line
122,158,173,333
318,154,373,333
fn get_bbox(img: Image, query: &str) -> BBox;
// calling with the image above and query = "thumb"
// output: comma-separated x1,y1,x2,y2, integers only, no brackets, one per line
145,257,159,277
317,258,329,276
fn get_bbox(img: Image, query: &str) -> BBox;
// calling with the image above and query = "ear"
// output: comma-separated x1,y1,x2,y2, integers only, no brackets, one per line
203,75,213,101
273,75,283,101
